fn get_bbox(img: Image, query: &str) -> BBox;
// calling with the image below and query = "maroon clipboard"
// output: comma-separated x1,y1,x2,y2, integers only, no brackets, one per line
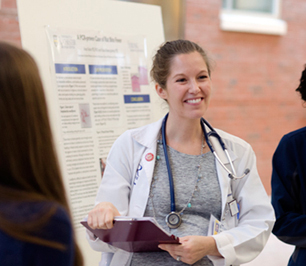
81,217,180,252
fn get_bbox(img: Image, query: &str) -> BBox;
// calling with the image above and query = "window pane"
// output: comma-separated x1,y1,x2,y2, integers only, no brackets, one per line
222,0,226,8
233,0,273,13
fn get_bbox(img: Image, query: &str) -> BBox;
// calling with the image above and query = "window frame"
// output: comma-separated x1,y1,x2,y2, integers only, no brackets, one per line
220,0,287,35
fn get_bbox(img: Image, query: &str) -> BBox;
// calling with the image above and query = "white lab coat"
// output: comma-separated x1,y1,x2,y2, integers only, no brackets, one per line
86,117,275,266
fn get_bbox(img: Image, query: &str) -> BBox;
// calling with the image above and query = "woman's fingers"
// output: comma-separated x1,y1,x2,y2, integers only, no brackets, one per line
104,209,115,229
159,236,219,264
158,244,184,262
88,207,102,229
87,202,120,229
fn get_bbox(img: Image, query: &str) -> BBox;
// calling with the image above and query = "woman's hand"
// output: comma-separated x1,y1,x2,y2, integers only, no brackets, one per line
158,236,221,265
87,202,120,229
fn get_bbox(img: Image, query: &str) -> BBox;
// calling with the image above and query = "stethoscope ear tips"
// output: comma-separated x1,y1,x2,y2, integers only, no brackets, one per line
244,169,250,175
228,173,234,179
228,168,250,180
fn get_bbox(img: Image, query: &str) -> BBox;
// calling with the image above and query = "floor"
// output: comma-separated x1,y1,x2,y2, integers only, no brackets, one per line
244,234,294,266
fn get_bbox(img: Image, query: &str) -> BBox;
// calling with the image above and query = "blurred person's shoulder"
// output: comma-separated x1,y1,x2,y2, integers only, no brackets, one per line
275,126,306,157
279,127,306,149
281,126,306,142
0,201,73,265
0,200,69,224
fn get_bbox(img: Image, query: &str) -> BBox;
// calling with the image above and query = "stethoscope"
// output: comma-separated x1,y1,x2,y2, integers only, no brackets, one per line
161,113,250,229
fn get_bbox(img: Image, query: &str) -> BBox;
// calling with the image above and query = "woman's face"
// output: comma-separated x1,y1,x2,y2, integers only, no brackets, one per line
156,51,212,121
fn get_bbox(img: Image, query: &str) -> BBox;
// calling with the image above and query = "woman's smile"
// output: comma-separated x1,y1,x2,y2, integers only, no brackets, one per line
184,97,203,104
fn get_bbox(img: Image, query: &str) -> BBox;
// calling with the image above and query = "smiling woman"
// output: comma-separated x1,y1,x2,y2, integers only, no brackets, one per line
85,40,275,266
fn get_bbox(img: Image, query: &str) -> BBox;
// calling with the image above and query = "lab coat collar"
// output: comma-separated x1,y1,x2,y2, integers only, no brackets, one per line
131,117,238,165
130,117,164,148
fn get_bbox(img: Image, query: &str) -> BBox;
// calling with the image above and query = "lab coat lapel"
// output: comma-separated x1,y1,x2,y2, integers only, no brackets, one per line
131,118,163,185
129,147,157,217
215,159,231,217
140,145,157,189
208,132,238,215
128,118,163,217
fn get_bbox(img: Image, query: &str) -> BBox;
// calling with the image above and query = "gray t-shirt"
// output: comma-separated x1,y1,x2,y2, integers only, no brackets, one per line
131,142,222,266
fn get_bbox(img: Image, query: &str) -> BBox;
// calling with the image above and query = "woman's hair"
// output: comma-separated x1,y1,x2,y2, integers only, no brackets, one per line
150,39,212,89
0,42,83,265
296,64,306,101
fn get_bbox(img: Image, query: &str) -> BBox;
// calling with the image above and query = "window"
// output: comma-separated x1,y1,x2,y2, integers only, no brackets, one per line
220,0,287,35
223,0,274,14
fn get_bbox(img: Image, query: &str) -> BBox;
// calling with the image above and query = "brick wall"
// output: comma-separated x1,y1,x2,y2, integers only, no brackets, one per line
1,0,305,194
185,0,306,194
0,0,21,46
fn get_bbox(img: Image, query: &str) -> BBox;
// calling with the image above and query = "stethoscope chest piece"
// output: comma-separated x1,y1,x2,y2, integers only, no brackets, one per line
165,212,182,229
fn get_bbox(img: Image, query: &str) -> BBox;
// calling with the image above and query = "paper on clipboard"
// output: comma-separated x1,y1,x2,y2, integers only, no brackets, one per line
81,216,180,252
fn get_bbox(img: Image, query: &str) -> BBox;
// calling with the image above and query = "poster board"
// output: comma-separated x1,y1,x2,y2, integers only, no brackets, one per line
17,0,165,265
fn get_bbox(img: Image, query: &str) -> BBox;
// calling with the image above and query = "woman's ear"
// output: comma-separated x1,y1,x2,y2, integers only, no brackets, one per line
155,83,167,100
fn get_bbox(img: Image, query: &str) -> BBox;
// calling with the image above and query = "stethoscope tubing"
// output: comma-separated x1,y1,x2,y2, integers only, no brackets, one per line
200,117,250,179
161,114,250,214
161,113,176,212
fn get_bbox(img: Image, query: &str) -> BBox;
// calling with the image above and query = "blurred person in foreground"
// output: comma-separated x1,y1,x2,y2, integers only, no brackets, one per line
272,65,306,266
0,42,83,266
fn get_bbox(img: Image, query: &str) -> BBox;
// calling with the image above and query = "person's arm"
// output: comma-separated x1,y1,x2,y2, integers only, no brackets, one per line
271,135,306,247
86,130,137,252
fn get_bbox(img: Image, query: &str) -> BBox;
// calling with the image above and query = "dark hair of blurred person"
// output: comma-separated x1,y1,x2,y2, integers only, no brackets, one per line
296,64,306,101
0,42,83,266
